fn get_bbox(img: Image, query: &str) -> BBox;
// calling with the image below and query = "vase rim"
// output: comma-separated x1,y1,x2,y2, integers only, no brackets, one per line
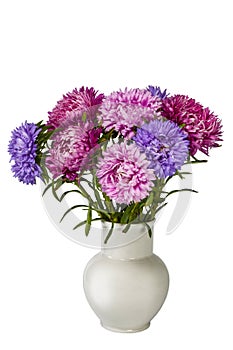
101,219,155,228
100,219,155,251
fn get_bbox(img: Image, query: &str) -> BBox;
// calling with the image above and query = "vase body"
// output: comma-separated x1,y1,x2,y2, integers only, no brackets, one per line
83,221,169,332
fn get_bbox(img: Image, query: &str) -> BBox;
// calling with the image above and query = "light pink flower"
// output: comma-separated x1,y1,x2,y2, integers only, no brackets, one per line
96,142,155,204
98,88,162,138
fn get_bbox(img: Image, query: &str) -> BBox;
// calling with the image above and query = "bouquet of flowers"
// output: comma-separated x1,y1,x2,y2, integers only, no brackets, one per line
8,86,223,242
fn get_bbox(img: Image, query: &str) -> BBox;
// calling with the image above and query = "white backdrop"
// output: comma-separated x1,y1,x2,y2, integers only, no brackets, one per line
0,1,232,349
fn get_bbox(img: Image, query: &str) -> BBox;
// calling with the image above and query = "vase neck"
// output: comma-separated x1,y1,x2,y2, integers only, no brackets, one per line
101,221,154,260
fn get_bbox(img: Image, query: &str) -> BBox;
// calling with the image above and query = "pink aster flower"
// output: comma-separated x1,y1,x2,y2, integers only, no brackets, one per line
98,88,162,138
47,86,105,129
161,95,223,156
96,142,155,205
46,121,102,181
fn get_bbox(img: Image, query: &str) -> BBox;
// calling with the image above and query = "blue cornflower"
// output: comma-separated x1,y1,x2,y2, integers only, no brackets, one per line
133,120,189,178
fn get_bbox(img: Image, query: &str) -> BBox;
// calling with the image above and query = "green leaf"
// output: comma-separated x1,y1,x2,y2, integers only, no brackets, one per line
82,112,87,122
79,177,94,188
93,174,104,209
42,182,53,196
165,188,198,199
85,223,91,236
155,202,168,215
145,222,152,238
122,223,131,234
165,170,192,184
77,181,93,204
104,222,114,244
120,203,136,224
179,123,186,128
51,179,63,201
82,176,104,210
98,128,118,143
36,120,44,128
145,192,154,206
186,155,208,164
54,178,63,191
186,160,208,164
40,164,50,184
91,207,112,220
128,203,142,223
60,205,89,223
165,175,173,185
59,189,82,202
73,220,87,230
85,207,92,236
73,218,101,230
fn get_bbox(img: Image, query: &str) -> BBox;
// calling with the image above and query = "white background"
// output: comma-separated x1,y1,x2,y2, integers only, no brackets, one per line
0,0,232,349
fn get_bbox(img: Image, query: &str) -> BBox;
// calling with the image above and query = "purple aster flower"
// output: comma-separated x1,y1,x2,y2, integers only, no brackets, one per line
161,95,223,156
8,121,42,184
96,142,155,205
133,120,189,178
46,121,102,181
147,85,169,99
98,88,162,139
47,86,105,129
11,161,42,185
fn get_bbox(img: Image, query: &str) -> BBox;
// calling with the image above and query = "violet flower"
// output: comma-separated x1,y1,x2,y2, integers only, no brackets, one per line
8,121,41,184
133,119,189,178
147,85,169,99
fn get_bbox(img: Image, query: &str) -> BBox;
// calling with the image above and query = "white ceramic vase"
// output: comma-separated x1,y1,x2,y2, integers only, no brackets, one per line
83,221,169,333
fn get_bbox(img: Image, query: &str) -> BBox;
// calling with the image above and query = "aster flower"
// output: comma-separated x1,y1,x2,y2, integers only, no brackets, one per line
98,88,162,139
147,85,169,99
161,95,223,156
133,120,189,178
8,121,42,184
11,161,42,185
96,142,155,205
47,86,104,129
46,121,101,181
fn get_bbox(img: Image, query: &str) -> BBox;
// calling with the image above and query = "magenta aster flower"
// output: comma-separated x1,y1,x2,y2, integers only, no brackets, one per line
96,142,155,205
46,121,102,181
161,95,223,156
47,87,104,129
98,88,162,138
